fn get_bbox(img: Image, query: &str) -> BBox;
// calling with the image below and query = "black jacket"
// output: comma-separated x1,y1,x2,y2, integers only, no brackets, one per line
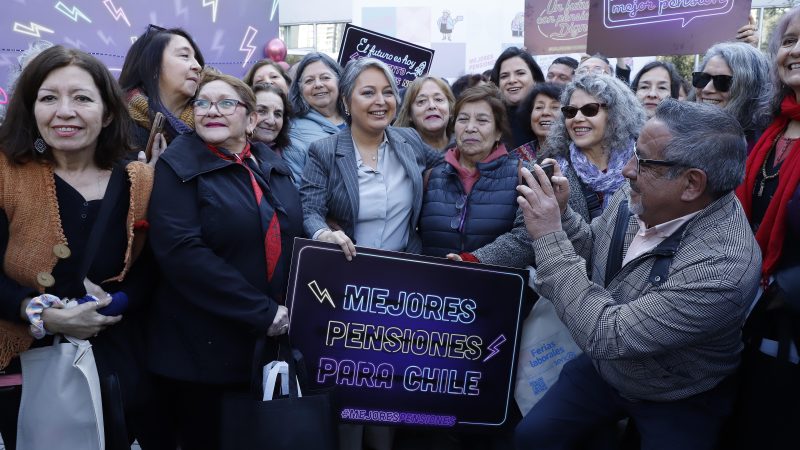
146,132,302,383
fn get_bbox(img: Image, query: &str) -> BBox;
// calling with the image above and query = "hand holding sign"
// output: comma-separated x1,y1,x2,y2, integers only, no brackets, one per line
736,15,758,47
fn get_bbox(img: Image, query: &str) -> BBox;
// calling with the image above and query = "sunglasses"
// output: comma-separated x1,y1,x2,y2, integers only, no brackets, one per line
561,103,607,119
691,72,733,92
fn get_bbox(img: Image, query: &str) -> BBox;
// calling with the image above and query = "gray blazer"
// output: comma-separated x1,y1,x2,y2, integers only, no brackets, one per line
300,126,442,254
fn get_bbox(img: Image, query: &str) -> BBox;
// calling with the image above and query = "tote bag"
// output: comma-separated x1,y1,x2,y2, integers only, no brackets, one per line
17,335,104,450
220,336,337,450
514,297,583,415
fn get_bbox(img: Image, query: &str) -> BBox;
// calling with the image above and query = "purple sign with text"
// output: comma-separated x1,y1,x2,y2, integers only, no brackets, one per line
286,239,527,428
587,0,752,56
525,0,590,56
337,24,434,90
0,0,279,110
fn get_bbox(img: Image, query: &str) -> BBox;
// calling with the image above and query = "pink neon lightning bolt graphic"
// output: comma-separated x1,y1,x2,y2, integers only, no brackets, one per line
103,0,131,27
239,26,258,68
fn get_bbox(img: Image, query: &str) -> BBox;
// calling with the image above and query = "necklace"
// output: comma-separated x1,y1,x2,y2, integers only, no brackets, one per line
758,134,784,197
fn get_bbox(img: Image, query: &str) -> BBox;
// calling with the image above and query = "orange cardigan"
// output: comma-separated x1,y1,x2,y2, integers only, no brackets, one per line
0,155,153,369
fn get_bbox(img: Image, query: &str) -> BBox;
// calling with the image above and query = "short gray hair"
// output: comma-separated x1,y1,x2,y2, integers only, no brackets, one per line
768,6,800,116
339,58,400,125
288,52,344,118
655,99,746,196
690,42,772,134
543,73,646,158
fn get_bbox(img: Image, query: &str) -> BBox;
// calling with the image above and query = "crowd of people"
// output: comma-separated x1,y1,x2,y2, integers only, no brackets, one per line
0,8,798,450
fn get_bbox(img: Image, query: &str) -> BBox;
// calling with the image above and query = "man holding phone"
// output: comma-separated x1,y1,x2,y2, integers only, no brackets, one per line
513,100,761,449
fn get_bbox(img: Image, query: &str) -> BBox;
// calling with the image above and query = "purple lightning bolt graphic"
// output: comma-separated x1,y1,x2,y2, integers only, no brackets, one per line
483,334,507,362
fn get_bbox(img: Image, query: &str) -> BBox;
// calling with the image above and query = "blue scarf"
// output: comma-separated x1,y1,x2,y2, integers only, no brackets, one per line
556,140,633,207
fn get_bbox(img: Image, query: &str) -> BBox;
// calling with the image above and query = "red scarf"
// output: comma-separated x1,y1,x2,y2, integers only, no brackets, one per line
207,143,282,283
736,95,800,280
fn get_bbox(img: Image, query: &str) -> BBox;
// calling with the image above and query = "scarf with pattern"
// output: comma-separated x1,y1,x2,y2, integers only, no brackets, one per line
556,140,633,208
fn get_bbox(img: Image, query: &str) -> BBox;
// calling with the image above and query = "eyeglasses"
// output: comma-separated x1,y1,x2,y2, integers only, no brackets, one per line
449,195,467,231
633,144,680,174
691,72,733,92
193,98,246,116
561,103,607,119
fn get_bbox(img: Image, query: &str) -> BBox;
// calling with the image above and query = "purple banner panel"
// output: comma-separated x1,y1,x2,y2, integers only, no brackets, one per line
337,24,434,90
0,0,278,105
586,0,752,56
525,0,590,56
286,239,527,429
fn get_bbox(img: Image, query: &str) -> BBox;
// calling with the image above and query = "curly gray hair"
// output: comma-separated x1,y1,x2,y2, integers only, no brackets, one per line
543,73,646,158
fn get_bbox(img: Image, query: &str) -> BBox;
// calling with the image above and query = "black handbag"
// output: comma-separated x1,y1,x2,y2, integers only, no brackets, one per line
220,335,338,450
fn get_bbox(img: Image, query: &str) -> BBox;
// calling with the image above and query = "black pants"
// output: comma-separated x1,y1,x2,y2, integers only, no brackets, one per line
515,354,736,450
0,385,21,450
139,375,249,450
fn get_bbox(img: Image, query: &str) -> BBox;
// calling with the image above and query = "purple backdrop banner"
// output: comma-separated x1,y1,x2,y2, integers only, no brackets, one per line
286,239,527,428
337,24,434,90
586,0,752,56
0,0,279,107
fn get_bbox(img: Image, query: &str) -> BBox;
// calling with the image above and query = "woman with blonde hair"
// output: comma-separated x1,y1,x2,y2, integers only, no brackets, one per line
395,76,455,150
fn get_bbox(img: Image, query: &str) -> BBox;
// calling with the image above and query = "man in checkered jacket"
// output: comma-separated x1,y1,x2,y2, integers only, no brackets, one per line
513,99,761,450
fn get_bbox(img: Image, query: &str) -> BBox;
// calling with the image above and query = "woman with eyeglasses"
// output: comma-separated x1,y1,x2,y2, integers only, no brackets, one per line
145,71,302,449
690,42,772,151
284,52,347,186
728,7,800,449
251,83,291,155
119,25,204,162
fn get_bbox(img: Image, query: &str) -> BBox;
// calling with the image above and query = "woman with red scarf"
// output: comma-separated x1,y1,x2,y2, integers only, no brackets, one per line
144,71,302,449
733,7,800,449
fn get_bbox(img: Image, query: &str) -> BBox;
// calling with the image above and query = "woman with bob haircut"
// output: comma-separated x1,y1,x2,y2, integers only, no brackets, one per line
283,52,347,186
395,76,456,150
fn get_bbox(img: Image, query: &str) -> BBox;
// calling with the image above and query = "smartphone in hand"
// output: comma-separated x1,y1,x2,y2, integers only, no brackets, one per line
144,112,165,161
536,162,555,186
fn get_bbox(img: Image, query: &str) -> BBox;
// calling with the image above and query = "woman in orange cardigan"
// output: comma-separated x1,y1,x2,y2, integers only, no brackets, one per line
0,46,153,449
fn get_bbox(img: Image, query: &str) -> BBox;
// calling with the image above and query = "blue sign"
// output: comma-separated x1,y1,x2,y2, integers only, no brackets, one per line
337,24,434,89
286,239,527,428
